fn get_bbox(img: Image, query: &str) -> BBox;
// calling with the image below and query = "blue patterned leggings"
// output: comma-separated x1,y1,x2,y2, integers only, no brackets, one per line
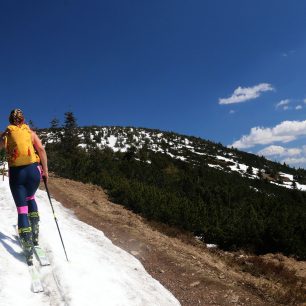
9,163,41,229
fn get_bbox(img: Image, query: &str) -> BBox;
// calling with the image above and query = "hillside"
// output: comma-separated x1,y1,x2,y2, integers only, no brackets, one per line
38,125,306,190
36,125,306,260
45,174,306,305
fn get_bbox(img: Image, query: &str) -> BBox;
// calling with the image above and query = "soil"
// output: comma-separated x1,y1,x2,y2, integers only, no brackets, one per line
41,174,306,306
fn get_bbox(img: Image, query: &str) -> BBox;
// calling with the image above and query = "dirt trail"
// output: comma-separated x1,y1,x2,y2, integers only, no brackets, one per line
42,174,304,306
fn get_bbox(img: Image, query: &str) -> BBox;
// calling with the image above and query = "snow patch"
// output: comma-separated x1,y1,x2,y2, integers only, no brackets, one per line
0,178,180,306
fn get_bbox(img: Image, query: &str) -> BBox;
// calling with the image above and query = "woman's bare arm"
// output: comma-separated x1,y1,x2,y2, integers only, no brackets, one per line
32,131,49,181
0,129,8,149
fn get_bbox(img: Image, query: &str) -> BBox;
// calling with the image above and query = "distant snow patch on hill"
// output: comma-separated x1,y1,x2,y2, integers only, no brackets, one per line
38,126,306,191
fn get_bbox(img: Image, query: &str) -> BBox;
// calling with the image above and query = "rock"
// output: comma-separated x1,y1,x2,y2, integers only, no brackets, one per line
158,269,165,273
92,200,98,205
231,295,239,303
190,281,200,287
131,251,139,256
219,274,226,279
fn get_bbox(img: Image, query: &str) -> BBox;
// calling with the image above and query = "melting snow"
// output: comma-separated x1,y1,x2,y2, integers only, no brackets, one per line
0,177,180,306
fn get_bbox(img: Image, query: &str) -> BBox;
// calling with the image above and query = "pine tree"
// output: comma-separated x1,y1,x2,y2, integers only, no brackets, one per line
246,165,253,175
64,112,77,129
0,148,5,164
28,120,37,130
58,112,80,178
257,169,263,179
50,117,60,143
50,117,60,130
60,111,80,155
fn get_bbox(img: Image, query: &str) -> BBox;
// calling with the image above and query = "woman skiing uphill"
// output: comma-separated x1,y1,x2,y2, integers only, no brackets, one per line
0,109,48,265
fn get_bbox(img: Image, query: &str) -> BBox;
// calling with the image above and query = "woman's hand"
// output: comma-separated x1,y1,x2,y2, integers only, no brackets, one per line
42,170,49,183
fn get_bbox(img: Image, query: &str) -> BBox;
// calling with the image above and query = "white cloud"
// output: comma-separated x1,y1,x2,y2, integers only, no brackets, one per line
281,50,296,58
258,145,285,156
231,120,306,149
281,157,306,166
219,83,274,105
275,99,290,109
287,148,302,156
229,110,236,114
258,145,301,157
257,144,306,168
275,99,305,111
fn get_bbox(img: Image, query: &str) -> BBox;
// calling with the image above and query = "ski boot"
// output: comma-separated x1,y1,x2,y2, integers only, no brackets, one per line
19,227,34,266
29,212,40,246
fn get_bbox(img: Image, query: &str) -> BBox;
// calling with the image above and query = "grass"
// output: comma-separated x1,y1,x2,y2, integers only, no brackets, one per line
230,254,306,305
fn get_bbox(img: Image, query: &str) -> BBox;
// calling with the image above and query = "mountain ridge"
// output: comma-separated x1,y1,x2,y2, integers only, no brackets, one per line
38,124,306,189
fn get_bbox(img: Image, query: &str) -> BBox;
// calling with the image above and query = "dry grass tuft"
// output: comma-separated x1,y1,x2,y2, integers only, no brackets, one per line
231,254,306,305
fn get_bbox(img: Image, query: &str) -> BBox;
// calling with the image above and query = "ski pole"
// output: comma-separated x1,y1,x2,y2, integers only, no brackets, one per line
2,162,4,181
43,176,69,262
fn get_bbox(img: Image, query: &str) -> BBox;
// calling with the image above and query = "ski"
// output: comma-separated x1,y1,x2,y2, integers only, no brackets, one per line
17,240,45,293
28,265,44,293
34,245,50,266
14,226,44,293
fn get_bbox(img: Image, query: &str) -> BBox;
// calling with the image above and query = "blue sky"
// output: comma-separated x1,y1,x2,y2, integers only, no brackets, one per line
1,1,306,168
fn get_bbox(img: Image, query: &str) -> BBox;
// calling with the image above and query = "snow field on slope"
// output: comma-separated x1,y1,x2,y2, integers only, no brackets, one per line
0,177,180,306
